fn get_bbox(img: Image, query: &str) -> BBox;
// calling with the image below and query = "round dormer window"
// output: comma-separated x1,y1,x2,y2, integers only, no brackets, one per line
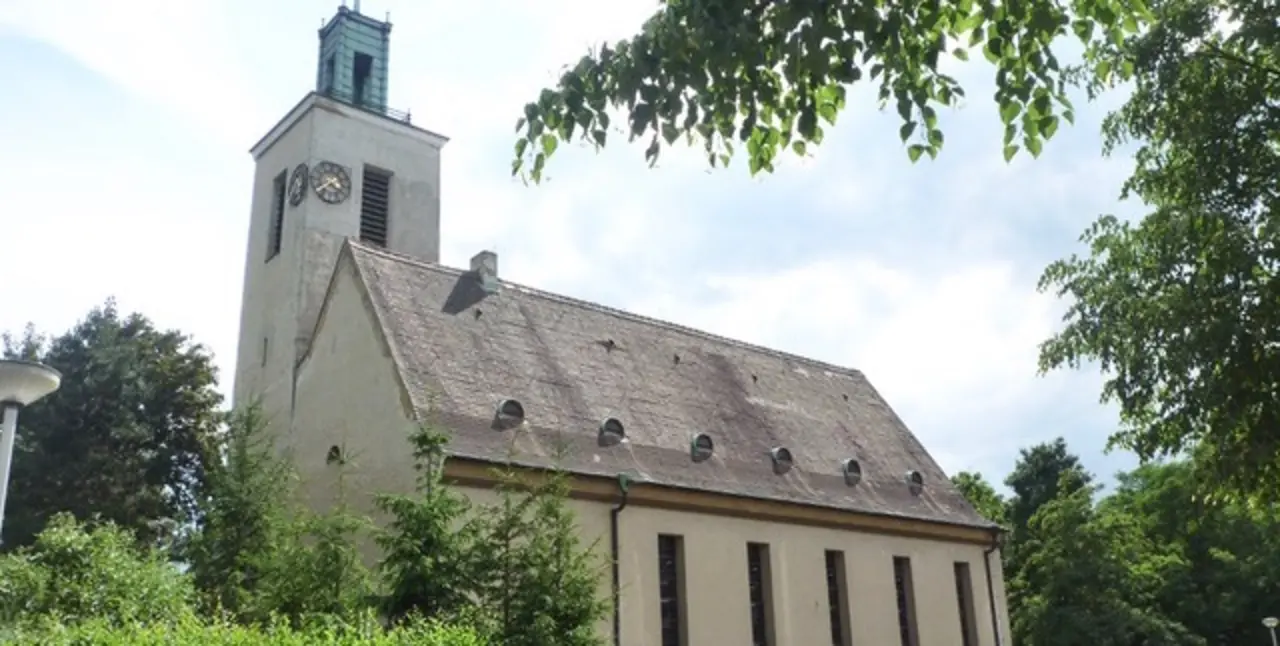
598,418,626,447
906,470,924,495
770,446,794,475
691,433,714,462
842,458,863,486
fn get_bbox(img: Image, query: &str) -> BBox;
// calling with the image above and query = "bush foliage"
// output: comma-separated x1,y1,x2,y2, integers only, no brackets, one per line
0,407,607,645
5,614,485,645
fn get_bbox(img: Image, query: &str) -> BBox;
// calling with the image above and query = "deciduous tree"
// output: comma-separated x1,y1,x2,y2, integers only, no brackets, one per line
512,0,1154,182
950,470,1007,524
1010,475,1201,646
1038,0,1280,504
1099,462,1280,644
1,300,223,548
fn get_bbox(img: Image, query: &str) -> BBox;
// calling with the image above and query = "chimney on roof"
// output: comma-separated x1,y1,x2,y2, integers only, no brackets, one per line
471,250,499,294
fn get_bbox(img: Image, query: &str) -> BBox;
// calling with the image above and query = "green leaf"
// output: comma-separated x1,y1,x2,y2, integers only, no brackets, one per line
1095,59,1112,81
1000,101,1022,125
798,106,818,140
983,38,1004,63
907,144,926,162
540,134,558,157
1026,135,1043,157
791,140,807,156
818,102,839,125
922,105,939,130
661,122,680,144
1003,144,1020,162
900,121,918,142
1039,116,1060,138
644,137,661,165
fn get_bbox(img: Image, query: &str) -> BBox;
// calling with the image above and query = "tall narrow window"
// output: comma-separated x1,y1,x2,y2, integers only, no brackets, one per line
892,556,919,646
747,542,774,646
359,166,391,247
267,170,286,261
826,550,851,646
954,562,979,646
323,55,336,94
353,52,373,105
657,534,685,646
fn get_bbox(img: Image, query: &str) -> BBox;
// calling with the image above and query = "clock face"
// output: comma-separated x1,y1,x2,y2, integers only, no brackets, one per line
287,163,309,206
310,161,351,205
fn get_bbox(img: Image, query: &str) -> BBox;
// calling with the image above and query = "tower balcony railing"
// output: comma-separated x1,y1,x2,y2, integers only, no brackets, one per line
319,86,412,124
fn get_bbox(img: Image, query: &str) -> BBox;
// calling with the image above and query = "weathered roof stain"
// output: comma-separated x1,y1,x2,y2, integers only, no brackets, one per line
346,241,994,531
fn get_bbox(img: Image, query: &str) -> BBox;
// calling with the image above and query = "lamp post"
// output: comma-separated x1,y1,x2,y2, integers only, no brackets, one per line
0,360,62,543
1264,616,1278,646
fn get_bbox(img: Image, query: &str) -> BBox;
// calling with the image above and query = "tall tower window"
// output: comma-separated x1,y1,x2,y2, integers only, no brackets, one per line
267,170,287,261
353,52,373,106
893,556,919,646
360,166,391,247
746,542,774,646
323,56,336,93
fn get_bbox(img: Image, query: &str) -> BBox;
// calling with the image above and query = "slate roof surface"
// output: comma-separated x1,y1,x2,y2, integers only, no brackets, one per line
346,241,995,530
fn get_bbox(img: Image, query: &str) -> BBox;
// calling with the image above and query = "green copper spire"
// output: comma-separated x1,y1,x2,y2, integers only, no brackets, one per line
316,3,392,114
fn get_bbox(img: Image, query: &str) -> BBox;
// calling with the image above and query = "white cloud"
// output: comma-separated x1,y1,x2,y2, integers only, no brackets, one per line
0,0,1132,482
1,0,265,144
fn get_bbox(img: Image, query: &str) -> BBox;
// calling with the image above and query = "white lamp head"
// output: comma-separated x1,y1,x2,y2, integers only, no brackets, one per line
1264,617,1278,629
0,360,62,407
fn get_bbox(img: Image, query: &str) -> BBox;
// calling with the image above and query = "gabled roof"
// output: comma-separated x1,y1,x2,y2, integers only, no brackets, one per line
343,240,994,531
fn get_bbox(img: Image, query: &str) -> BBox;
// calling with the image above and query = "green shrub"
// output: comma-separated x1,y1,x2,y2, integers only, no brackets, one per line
1,612,488,645
0,513,194,627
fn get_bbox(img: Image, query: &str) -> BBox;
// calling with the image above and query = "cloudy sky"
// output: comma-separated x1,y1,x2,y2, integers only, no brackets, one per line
0,0,1145,490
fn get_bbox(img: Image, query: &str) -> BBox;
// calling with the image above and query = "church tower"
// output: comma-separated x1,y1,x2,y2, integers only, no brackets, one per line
232,2,448,417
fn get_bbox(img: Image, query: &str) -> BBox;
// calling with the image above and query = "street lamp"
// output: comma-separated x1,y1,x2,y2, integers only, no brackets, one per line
1264,616,1278,646
0,360,62,543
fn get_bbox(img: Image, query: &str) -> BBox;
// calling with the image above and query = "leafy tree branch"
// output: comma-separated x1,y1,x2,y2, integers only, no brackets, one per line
512,0,1154,182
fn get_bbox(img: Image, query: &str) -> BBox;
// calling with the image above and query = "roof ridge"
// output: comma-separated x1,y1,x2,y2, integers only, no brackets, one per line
350,240,869,382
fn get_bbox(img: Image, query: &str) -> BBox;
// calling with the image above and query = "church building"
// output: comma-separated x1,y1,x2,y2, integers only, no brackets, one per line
232,4,1012,645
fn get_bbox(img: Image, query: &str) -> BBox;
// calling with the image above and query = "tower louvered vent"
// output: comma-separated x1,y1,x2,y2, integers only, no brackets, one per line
360,166,391,247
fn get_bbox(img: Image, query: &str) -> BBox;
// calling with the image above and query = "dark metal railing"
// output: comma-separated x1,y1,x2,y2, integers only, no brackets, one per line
319,86,412,123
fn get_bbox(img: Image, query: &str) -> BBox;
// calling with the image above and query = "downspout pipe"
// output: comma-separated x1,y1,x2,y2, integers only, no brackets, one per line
983,529,1006,646
609,473,632,646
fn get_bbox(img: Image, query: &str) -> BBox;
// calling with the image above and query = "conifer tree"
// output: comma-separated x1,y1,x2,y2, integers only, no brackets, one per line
263,443,376,626
376,425,481,624
468,439,609,646
181,405,296,622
